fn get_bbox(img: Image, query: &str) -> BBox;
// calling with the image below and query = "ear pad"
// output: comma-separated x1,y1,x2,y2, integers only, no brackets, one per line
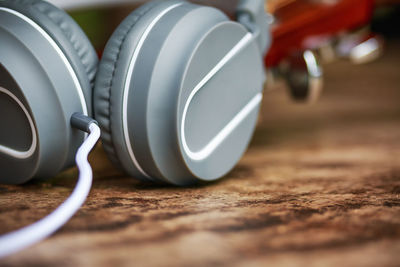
94,0,178,180
0,0,97,184
94,0,265,185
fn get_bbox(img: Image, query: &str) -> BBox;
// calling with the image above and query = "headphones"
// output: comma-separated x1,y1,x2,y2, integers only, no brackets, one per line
0,0,270,186
0,0,269,256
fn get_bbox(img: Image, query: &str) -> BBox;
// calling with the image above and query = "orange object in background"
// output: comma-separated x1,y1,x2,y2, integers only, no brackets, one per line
265,0,375,67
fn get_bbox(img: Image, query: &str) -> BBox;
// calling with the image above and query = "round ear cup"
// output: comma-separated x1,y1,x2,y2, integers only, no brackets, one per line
0,0,97,184
94,0,265,185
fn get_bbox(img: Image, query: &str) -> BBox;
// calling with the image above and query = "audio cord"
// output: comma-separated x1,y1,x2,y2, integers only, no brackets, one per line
0,114,101,258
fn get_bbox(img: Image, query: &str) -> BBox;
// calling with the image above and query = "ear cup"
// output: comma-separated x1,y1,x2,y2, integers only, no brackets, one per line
0,0,98,113
0,0,97,183
94,0,180,181
94,0,265,185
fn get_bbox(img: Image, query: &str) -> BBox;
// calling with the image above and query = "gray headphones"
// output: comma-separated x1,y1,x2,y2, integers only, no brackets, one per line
0,0,270,185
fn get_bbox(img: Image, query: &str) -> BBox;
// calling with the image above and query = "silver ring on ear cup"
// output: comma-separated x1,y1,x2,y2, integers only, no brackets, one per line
94,0,184,183
122,2,184,179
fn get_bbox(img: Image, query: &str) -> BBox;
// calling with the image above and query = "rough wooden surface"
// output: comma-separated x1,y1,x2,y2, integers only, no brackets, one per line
1,41,400,267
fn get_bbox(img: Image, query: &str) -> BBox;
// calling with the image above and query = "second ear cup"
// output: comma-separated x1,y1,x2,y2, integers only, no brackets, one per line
94,0,265,185
0,0,98,183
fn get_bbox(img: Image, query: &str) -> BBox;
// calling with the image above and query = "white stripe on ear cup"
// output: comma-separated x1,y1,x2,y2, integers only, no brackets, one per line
0,87,37,159
122,3,183,179
0,8,89,117
180,33,262,161
182,93,262,161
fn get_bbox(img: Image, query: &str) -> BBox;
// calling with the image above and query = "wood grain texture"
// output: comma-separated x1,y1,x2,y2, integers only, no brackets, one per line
1,41,400,267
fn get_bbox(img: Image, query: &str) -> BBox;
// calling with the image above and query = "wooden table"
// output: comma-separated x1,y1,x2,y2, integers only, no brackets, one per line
1,40,400,267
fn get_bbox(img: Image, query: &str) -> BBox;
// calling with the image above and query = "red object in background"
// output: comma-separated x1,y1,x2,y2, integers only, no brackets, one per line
265,0,375,67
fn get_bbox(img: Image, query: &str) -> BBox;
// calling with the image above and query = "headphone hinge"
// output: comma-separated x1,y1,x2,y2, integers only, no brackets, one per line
236,0,271,55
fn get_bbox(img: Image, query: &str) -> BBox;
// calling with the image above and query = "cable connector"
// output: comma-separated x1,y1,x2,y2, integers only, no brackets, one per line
71,112,98,133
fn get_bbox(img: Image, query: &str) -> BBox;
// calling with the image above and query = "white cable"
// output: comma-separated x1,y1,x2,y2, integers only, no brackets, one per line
0,123,100,258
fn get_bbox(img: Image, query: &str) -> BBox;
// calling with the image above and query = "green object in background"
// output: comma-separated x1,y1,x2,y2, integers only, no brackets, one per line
70,10,108,50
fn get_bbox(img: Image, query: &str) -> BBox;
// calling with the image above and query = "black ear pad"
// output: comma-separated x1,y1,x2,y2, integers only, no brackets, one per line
0,0,98,114
94,0,177,177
